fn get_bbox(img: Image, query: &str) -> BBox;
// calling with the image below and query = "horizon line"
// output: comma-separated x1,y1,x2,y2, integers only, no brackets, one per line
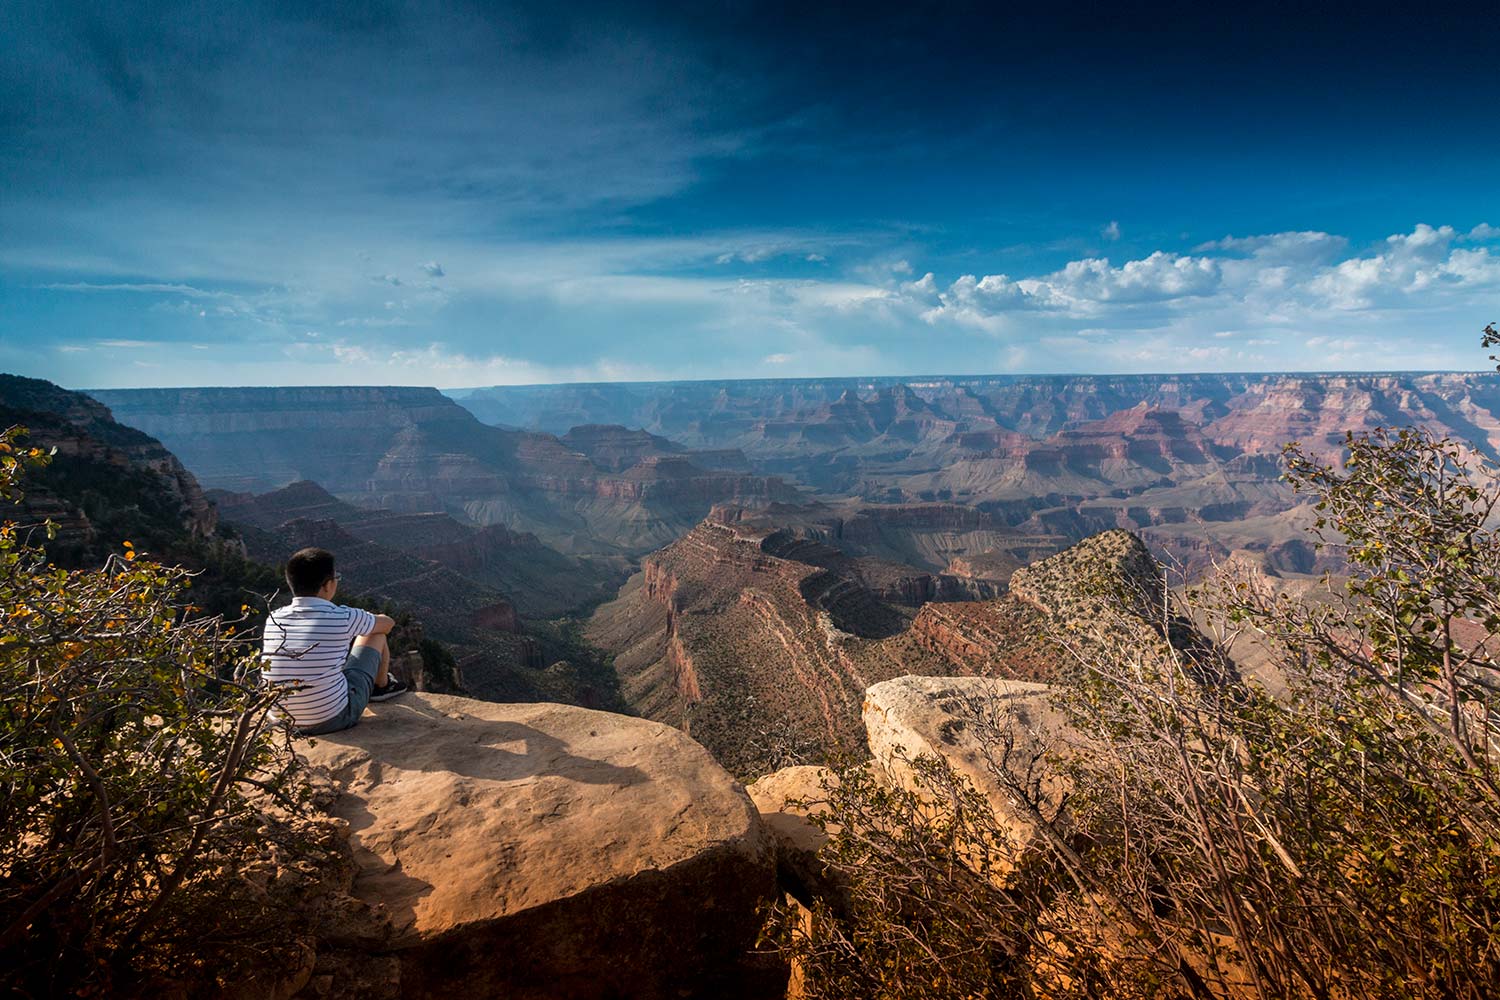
73,367,1499,394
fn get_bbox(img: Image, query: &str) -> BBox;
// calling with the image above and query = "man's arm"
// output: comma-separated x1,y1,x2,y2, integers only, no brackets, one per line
345,606,395,641
365,613,396,637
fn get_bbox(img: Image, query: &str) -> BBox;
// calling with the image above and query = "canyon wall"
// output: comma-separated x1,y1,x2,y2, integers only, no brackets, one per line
90,387,799,557
1,375,217,564
587,509,1073,778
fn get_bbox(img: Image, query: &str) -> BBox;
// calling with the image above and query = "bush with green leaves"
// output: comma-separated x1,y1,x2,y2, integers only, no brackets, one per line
0,425,324,996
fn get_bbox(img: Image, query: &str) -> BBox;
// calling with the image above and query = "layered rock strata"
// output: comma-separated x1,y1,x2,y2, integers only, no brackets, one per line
454,371,1500,574
589,515,1068,777
213,480,619,618
90,387,799,557
1,374,217,557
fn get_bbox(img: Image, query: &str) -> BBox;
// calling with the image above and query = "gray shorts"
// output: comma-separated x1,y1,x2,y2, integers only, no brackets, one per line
296,644,382,736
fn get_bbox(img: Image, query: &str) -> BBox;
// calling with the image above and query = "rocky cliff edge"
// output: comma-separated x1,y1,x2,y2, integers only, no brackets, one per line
295,693,779,1000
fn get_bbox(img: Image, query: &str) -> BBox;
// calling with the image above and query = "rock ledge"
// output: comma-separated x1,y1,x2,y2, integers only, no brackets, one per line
299,692,776,1000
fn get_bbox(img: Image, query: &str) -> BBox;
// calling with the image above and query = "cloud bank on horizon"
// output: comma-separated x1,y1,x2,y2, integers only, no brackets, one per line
3,1,1498,388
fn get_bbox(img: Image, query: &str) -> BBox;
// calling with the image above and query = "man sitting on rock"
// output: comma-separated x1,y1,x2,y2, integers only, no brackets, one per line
262,547,408,735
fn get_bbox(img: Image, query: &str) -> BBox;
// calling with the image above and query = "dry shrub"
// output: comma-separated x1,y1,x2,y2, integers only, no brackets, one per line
773,420,1500,999
0,426,331,997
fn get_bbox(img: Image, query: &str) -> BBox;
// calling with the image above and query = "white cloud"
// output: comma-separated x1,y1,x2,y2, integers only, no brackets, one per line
910,251,1222,327
1102,220,1121,241
902,272,938,297
876,225,1500,352
713,239,836,266
20,221,1500,385
1303,224,1500,309
1196,231,1347,264
290,341,670,387
1053,252,1221,304
41,281,231,298
421,261,445,277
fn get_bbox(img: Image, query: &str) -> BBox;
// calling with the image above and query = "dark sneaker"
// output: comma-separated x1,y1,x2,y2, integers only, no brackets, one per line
369,678,410,702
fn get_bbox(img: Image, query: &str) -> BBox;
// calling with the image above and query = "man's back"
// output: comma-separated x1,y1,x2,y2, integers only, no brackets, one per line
262,597,376,729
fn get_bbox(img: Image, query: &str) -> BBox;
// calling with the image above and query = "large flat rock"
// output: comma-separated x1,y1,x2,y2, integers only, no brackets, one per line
298,693,776,1000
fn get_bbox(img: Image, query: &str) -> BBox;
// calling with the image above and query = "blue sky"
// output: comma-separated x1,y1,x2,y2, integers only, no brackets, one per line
3,0,1499,388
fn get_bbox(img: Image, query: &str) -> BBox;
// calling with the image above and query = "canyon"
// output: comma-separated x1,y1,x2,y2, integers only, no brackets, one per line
91,386,799,557
449,372,1500,460
2,374,218,560
9,368,1489,994
80,371,1500,773
586,506,1070,777
450,371,1500,576
94,372,1500,587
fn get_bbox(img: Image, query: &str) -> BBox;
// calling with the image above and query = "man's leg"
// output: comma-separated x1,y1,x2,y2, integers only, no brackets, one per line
353,632,389,686
297,649,377,736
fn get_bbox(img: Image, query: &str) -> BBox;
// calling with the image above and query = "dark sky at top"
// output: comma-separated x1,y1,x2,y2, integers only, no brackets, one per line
3,0,1498,386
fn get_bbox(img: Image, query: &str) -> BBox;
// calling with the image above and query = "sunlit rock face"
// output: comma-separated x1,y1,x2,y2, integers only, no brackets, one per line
862,673,1074,848
298,692,778,1000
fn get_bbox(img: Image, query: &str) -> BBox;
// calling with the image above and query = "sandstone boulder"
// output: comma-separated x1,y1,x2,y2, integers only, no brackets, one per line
298,693,777,1000
862,675,1075,850
746,765,839,905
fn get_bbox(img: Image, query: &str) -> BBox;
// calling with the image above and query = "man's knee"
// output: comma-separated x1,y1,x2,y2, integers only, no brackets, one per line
353,631,387,651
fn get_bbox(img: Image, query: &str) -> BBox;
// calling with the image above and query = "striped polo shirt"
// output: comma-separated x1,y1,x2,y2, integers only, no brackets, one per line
262,597,377,729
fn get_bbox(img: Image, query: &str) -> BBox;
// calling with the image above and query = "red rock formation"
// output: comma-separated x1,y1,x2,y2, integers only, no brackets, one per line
560,423,684,472
589,514,1067,777
664,621,703,703
90,372,1500,602
907,600,1058,680
944,551,1023,583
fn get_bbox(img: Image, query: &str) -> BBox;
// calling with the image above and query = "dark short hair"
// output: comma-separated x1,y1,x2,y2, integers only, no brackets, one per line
286,547,336,597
